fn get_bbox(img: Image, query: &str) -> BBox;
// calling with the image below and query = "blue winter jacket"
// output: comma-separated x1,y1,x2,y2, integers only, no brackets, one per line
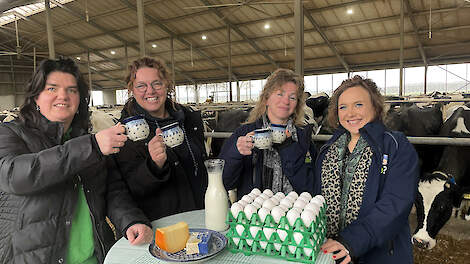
220,119,316,201
313,121,418,264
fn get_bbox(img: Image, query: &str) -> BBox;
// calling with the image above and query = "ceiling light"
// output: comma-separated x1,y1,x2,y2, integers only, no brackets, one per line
201,35,207,40
152,43,157,48
264,23,270,29
347,9,353,14
76,57,81,60
110,50,116,55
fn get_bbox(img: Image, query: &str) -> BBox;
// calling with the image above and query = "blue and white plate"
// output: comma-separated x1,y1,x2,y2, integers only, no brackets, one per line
149,228,227,262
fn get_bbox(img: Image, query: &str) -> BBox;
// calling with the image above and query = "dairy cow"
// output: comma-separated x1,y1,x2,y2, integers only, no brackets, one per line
412,105,470,249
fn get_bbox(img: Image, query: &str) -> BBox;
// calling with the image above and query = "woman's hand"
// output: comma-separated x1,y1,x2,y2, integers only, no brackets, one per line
321,238,352,264
236,131,255,155
148,128,167,168
126,223,153,245
95,123,127,155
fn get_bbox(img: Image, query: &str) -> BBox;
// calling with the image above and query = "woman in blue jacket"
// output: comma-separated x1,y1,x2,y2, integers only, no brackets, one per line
315,76,418,264
220,68,316,200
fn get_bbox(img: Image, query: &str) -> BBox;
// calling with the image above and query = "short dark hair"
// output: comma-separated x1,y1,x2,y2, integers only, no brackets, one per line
19,58,90,131
327,75,384,129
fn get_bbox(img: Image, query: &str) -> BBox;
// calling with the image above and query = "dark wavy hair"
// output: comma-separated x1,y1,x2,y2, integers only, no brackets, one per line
124,57,175,115
327,75,384,129
19,58,90,132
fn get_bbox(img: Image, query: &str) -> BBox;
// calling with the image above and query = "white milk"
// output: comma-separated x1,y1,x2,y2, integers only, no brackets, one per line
205,167,229,231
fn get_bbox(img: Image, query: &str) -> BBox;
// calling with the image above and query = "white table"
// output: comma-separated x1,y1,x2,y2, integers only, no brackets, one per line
104,210,334,264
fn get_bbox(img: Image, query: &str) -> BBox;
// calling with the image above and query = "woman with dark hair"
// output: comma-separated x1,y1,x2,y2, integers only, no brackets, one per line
114,57,208,221
0,58,152,264
220,68,316,200
314,75,418,264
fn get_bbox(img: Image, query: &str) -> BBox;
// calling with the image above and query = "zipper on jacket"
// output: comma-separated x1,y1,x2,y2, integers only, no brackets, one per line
78,174,106,258
181,123,198,177
388,240,394,255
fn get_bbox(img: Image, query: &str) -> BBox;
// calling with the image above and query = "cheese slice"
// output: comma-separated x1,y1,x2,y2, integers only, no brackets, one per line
185,231,212,255
155,222,189,253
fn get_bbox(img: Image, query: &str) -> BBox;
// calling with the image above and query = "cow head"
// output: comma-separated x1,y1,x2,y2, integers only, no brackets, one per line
413,171,464,249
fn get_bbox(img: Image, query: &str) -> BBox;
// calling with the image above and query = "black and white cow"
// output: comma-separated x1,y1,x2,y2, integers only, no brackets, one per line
413,105,470,249
384,103,444,174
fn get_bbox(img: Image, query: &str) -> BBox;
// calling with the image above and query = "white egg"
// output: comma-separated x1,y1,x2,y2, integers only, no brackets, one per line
287,191,299,200
246,239,253,246
251,188,261,195
237,200,248,207
280,198,293,209
258,207,270,223
293,232,304,245
284,195,296,204
314,194,326,205
291,207,302,215
263,227,275,240
235,224,245,236
278,204,289,212
304,202,318,212
274,243,282,251
251,201,261,209
293,199,307,210
301,209,315,228
309,197,323,208
260,241,268,249
276,229,288,241
242,195,253,203
249,226,261,239
296,195,310,204
259,193,269,200
233,237,240,246
270,206,285,223
244,204,257,220
269,196,280,205
288,245,296,254
286,209,301,227
304,247,313,257
231,202,244,218
262,189,274,197
262,199,275,210
274,192,286,200
254,196,265,205
248,193,258,200
299,192,313,200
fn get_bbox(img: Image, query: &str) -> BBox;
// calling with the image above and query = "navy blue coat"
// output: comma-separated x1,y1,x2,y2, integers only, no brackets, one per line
313,121,418,264
219,119,316,200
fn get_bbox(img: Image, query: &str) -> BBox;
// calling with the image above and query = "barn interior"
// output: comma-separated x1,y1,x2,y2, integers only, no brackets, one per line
0,0,470,263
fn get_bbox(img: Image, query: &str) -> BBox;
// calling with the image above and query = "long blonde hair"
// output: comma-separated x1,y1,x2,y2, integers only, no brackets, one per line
246,68,305,126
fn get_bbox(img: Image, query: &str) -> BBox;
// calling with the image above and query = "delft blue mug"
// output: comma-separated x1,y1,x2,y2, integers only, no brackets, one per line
252,128,272,149
160,122,185,148
122,116,150,141
271,124,287,144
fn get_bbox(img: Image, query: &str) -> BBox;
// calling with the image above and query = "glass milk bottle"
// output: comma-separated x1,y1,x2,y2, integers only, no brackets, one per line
204,159,229,231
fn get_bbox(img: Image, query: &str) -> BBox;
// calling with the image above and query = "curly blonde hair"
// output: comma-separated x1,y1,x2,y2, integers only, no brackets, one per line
246,68,305,126
125,57,174,98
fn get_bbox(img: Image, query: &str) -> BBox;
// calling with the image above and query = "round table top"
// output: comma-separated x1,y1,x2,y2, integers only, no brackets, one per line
104,209,334,264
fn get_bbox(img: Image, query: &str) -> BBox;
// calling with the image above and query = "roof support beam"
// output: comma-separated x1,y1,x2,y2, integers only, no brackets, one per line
119,0,238,81
404,0,428,66
304,8,350,73
199,0,278,68
294,0,304,77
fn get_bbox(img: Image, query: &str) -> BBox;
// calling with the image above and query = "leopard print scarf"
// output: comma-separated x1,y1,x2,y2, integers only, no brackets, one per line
321,133,373,237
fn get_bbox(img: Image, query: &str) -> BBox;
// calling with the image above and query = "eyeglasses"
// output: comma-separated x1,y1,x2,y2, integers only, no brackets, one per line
134,80,165,93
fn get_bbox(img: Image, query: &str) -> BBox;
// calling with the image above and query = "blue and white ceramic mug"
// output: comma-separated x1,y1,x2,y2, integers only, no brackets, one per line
160,122,184,148
271,124,287,144
122,116,150,141
252,128,272,149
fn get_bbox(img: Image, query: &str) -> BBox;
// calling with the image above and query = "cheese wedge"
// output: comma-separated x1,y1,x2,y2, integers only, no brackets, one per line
155,222,189,253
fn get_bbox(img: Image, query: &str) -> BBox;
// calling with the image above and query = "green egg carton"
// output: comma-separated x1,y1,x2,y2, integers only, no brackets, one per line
225,210,327,264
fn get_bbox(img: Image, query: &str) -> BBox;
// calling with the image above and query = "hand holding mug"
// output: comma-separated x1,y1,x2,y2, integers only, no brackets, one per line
148,128,167,168
95,123,128,155
237,131,255,156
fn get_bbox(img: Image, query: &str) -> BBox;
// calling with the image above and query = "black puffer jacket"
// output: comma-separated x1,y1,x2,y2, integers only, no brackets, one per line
115,99,208,221
0,115,150,264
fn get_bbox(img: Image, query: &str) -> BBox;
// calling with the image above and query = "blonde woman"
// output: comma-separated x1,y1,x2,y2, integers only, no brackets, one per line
220,68,316,200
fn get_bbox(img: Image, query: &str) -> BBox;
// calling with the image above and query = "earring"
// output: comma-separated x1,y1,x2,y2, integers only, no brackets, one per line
76,109,80,115
36,104,40,111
